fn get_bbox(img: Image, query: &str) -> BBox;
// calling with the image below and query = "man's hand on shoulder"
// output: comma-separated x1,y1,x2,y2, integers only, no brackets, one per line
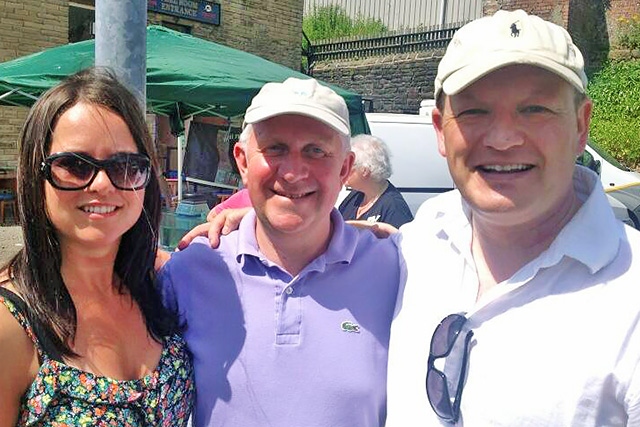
346,220,399,238
155,249,171,271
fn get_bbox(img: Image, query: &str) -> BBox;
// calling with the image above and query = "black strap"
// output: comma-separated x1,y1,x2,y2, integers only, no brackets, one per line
0,286,63,361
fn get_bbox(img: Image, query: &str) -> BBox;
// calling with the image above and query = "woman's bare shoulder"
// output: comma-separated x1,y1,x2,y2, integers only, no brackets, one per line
0,282,39,421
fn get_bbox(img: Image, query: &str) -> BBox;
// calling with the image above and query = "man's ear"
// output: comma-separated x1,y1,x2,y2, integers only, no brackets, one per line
340,150,355,185
233,142,249,186
432,106,447,158
575,97,593,155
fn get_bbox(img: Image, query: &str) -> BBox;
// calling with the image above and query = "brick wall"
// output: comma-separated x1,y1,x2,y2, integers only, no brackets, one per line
605,0,640,49
148,0,304,71
0,0,68,168
482,0,640,71
483,0,569,25
608,0,640,24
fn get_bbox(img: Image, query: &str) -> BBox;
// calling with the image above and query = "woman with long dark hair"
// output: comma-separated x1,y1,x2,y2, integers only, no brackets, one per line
0,68,194,425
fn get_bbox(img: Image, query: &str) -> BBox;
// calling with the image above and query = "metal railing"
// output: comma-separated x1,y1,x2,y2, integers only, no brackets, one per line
308,24,460,62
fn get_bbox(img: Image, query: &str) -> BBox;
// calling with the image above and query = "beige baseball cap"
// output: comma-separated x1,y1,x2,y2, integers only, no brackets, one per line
244,77,350,136
434,9,588,99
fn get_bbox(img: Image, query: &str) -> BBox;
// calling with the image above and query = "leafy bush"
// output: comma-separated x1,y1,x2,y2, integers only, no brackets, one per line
303,5,387,42
616,15,640,50
587,59,640,169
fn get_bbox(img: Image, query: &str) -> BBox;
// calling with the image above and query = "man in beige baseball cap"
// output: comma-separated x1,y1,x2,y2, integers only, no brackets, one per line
387,8,640,426
433,9,588,99
159,76,405,426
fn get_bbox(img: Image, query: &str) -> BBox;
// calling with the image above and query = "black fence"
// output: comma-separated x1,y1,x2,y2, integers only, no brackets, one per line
307,24,460,63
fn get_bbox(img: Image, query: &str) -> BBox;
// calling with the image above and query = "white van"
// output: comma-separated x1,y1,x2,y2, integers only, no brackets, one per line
364,111,640,229
365,112,453,214
585,141,640,188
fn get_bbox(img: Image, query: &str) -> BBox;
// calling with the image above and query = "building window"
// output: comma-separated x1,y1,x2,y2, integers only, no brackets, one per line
69,2,96,43
161,21,192,34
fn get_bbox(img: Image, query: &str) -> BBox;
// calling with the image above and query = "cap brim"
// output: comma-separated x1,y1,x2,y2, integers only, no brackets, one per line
442,52,587,95
244,104,350,136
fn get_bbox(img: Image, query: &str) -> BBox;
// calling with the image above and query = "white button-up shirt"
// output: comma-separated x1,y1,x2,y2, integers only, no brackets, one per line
387,166,640,426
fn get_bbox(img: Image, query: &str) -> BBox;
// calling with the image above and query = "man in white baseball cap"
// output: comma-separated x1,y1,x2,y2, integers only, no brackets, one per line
159,77,405,426
243,77,351,136
387,9,640,426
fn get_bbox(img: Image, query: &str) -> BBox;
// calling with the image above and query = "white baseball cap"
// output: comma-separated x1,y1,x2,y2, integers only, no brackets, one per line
434,9,588,99
244,77,351,136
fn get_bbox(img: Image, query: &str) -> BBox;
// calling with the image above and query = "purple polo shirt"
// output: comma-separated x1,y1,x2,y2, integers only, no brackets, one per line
159,209,403,427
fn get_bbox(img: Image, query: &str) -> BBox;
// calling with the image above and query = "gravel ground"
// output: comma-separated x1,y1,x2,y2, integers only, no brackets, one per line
0,225,22,266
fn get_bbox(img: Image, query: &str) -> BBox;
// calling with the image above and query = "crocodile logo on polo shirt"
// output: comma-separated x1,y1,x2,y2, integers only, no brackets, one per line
341,321,360,333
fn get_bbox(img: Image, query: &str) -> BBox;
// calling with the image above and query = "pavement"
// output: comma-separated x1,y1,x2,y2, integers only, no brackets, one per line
0,225,22,266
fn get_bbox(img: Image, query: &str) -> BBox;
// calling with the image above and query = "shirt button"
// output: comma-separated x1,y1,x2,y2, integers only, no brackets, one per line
285,287,293,295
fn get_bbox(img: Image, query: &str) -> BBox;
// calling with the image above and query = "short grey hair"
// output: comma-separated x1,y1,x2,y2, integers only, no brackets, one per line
351,134,392,182
238,121,351,151
238,123,252,147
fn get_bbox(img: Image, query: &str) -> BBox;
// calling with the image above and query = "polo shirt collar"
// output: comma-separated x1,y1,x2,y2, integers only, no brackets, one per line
235,208,358,274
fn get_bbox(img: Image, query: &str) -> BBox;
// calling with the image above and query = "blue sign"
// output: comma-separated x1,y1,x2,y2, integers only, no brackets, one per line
148,0,220,26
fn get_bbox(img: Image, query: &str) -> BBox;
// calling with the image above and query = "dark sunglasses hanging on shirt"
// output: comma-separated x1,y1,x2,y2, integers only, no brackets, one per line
426,313,474,424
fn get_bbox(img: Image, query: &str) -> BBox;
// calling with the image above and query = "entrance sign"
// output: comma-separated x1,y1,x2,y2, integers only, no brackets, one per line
148,0,220,25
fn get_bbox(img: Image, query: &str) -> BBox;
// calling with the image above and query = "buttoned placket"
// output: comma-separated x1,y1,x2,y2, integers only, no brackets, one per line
275,274,305,345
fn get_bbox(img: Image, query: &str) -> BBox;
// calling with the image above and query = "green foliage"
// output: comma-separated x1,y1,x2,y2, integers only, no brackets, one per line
351,17,387,37
303,5,387,41
588,59,640,169
616,15,640,50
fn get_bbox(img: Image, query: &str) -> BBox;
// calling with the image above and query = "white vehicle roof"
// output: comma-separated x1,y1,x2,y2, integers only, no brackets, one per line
366,112,433,125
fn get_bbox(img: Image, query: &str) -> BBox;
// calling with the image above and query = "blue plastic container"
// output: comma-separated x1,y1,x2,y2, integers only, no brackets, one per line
159,200,210,251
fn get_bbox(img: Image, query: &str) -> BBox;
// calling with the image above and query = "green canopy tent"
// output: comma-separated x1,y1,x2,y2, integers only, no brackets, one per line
0,25,368,201
0,25,368,134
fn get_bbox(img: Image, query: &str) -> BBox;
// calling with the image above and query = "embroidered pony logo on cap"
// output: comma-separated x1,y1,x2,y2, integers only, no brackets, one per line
510,22,520,37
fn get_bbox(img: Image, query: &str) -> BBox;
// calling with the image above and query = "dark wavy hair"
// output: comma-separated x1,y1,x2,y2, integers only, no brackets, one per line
5,67,179,357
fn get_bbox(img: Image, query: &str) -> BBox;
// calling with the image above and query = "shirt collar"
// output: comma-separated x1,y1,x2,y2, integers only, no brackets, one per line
435,166,624,275
235,208,360,274
539,165,623,274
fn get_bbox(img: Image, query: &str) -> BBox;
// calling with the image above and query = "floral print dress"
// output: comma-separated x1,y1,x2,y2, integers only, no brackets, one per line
0,287,195,426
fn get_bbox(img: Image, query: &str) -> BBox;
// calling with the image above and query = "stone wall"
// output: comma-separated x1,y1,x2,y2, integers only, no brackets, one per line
313,51,444,114
0,0,68,168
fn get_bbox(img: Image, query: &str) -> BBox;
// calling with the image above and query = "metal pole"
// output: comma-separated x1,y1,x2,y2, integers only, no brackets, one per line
439,0,447,26
177,134,185,201
94,0,147,110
